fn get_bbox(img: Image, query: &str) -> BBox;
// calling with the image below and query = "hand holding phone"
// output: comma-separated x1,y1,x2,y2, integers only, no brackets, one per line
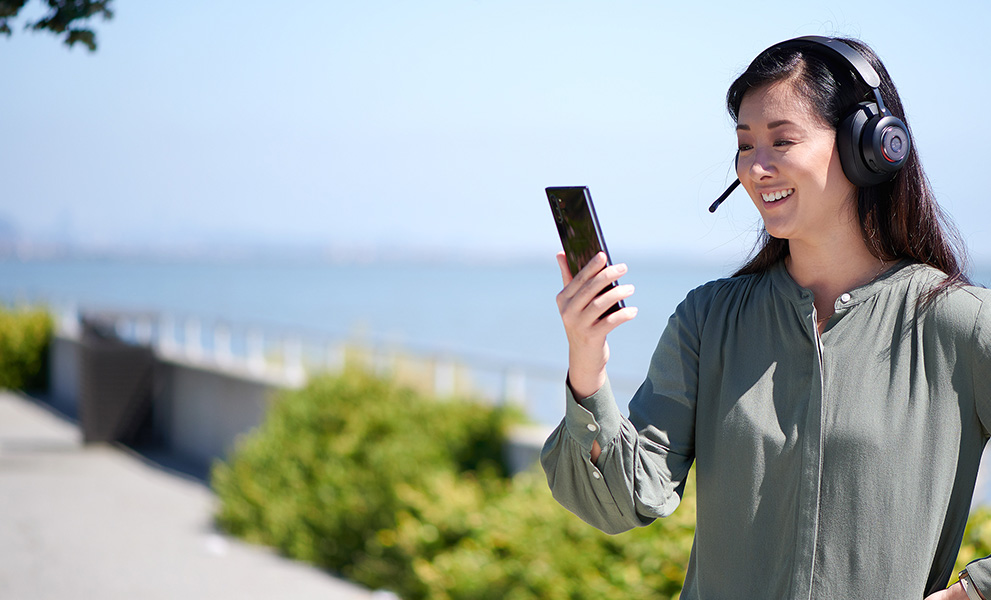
547,186,636,400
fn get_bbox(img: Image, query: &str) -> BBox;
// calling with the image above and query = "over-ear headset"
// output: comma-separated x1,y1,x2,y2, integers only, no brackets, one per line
709,36,911,212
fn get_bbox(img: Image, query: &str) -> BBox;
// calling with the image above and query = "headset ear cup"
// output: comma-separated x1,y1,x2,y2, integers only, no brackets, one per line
837,102,891,187
837,101,910,187
865,114,911,175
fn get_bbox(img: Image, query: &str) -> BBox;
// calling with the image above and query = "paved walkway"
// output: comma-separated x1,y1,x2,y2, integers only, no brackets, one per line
0,390,387,600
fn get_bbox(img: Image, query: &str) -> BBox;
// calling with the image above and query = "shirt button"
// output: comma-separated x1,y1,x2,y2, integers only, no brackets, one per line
840,293,852,303
587,423,597,432
592,471,601,479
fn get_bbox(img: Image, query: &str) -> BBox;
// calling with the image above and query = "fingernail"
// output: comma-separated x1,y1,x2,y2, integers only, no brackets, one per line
617,263,628,273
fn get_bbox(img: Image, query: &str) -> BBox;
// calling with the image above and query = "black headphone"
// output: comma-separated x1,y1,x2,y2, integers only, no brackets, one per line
710,36,911,212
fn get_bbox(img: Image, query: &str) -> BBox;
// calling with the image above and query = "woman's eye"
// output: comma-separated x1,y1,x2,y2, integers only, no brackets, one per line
773,139,795,147
737,143,753,152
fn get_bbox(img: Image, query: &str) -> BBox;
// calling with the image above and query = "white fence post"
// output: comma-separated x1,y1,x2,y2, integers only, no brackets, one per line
57,304,81,338
135,316,153,346
214,323,233,366
326,341,346,372
502,367,527,407
247,329,265,374
115,316,131,342
372,347,391,376
158,314,177,355
434,358,456,397
185,317,202,360
284,336,305,385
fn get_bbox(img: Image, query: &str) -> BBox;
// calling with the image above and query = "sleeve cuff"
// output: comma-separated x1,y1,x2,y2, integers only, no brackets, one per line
963,565,990,600
564,375,624,452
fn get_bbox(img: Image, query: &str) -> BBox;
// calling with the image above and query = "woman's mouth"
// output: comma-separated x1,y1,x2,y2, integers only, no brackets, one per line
761,188,794,203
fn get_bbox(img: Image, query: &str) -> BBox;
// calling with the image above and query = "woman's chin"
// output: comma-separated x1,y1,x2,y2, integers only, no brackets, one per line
760,221,793,241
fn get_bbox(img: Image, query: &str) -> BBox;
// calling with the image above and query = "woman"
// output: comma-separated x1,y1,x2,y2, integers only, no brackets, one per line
541,36,991,599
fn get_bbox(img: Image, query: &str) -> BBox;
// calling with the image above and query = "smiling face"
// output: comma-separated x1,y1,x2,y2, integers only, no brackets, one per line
736,79,858,248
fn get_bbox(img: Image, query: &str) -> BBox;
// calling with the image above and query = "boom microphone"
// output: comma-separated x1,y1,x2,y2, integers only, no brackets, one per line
708,179,741,213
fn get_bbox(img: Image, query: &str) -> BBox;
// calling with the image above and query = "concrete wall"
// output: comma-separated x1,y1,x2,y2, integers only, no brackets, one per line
49,334,82,419
50,333,283,473
48,333,549,476
155,357,277,470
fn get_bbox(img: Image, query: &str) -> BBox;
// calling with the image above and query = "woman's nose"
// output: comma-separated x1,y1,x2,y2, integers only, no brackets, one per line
744,148,775,180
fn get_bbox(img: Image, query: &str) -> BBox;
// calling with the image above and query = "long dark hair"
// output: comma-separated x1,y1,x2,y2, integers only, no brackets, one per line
726,37,968,287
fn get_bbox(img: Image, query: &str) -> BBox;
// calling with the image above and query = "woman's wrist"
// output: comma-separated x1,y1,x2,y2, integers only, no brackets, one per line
566,369,606,400
568,347,609,394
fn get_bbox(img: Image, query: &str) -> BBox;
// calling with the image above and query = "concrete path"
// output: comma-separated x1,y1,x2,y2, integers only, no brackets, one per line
0,390,387,600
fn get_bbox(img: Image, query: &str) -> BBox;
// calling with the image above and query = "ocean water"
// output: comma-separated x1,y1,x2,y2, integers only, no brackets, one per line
3,255,990,426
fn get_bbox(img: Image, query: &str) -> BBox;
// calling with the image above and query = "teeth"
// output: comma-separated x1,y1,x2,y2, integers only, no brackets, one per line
762,188,794,203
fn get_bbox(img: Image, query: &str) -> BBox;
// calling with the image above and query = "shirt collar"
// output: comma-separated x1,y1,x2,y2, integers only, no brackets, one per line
768,258,920,308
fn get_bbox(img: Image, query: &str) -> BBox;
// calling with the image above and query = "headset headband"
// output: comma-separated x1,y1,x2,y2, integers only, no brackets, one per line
771,36,884,100
769,36,897,125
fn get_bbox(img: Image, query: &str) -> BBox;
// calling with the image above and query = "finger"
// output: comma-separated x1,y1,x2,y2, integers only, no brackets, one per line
556,251,573,287
557,252,608,309
591,304,639,336
582,283,635,323
573,261,628,313
575,251,609,284
567,283,635,336
596,283,636,310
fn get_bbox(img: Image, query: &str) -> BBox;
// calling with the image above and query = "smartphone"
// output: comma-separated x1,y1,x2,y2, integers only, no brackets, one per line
546,186,625,318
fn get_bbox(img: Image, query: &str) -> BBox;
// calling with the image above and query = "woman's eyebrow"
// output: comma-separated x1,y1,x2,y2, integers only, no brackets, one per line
767,119,795,129
736,119,796,131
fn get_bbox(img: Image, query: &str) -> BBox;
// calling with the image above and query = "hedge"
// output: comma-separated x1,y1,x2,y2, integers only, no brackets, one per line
212,370,696,598
0,305,53,391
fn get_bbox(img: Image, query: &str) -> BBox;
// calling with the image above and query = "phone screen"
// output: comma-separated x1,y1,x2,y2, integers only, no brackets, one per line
546,186,625,318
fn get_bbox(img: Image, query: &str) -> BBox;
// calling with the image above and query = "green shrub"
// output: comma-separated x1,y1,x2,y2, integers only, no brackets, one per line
0,306,53,391
212,369,697,599
359,469,695,600
212,370,522,584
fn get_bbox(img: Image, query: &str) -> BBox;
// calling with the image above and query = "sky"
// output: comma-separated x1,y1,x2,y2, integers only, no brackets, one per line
3,1,990,265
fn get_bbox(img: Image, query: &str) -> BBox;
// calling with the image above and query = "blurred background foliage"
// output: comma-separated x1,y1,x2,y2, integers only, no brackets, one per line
0,0,113,51
0,305,52,391
213,369,692,599
958,506,991,576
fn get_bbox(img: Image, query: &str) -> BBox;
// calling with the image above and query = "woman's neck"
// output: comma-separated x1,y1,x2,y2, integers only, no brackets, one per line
785,235,889,320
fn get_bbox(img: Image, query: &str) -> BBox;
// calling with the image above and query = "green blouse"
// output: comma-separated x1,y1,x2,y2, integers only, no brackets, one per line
541,260,991,599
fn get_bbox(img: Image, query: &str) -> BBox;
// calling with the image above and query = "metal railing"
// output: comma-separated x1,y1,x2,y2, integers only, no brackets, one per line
0,288,645,425
46,302,630,426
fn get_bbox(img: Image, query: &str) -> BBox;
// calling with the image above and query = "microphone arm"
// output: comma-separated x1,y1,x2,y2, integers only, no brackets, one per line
708,179,741,213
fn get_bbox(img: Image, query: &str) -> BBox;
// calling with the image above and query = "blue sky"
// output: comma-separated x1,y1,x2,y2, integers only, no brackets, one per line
3,1,989,264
